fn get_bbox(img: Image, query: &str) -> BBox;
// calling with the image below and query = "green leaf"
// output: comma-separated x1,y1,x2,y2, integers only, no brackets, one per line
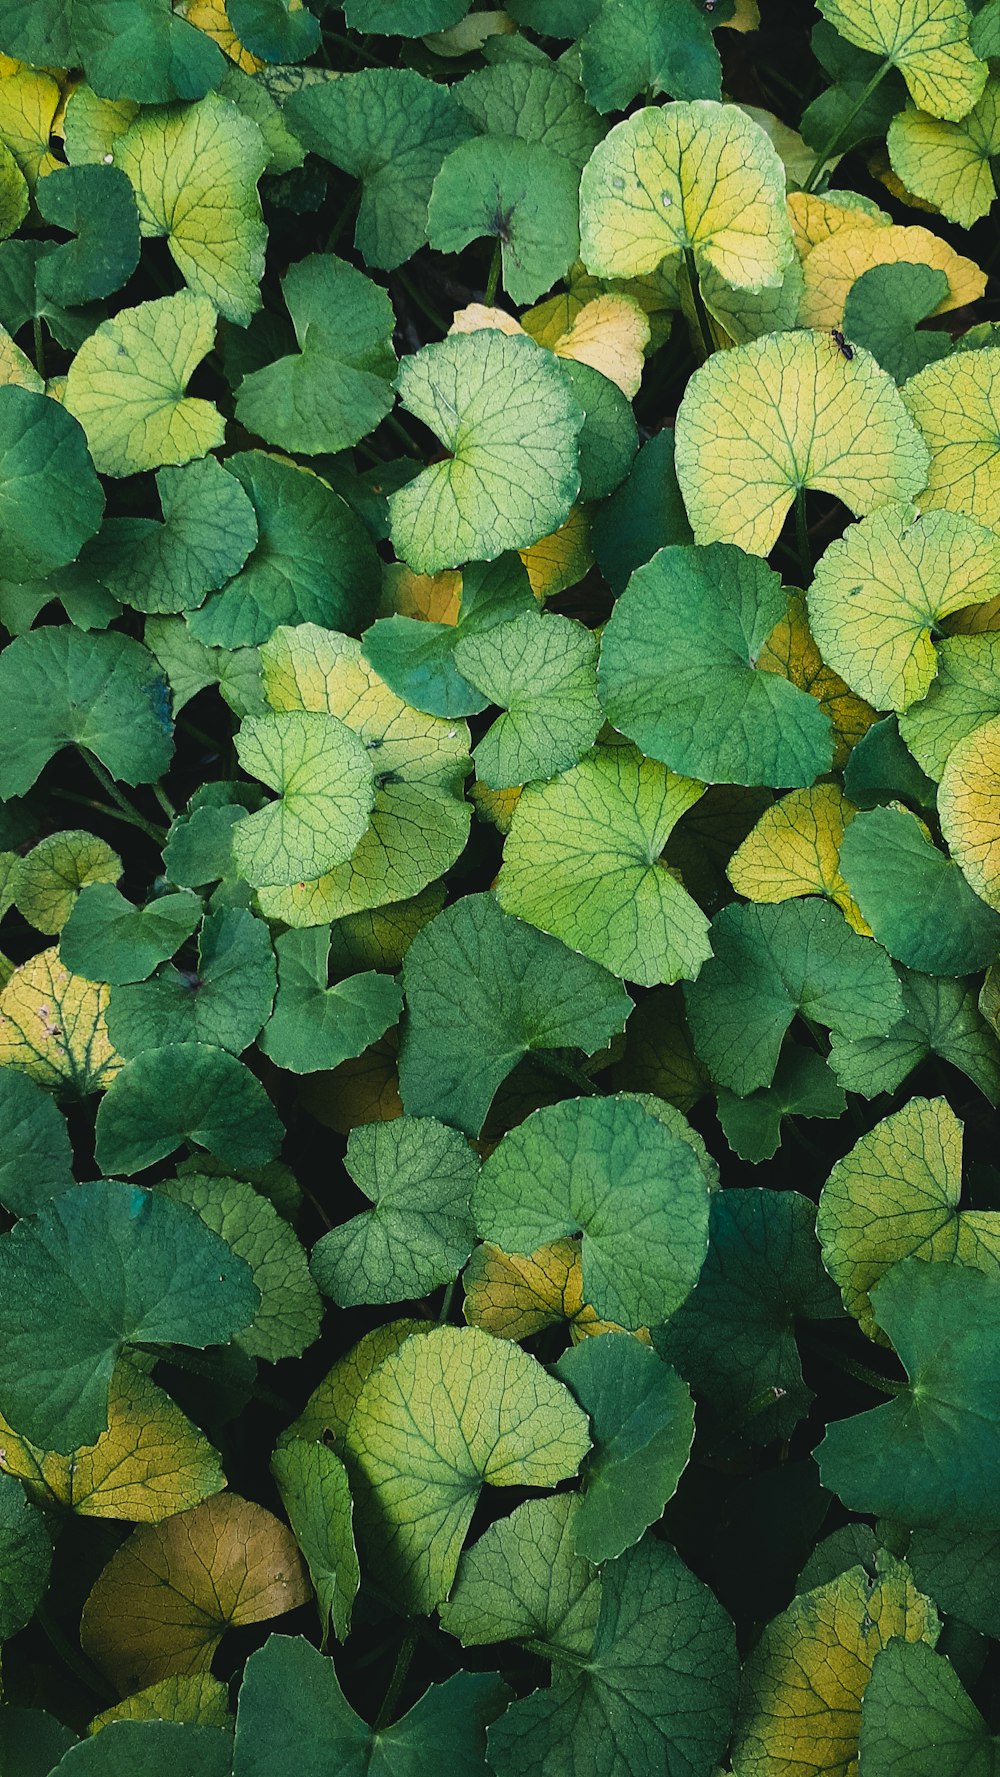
388,331,583,573
0,1470,52,1639
554,1334,694,1562
860,1638,999,1777
817,1258,1000,1526
842,262,952,383
473,1093,710,1327
487,1537,739,1777
83,458,259,617
440,1493,601,1655
0,386,104,580
61,886,204,985
838,804,1000,974
13,829,120,935
558,359,638,502
227,0,320,60
363,556,537,720
397,891,632,1137
816,0,987,120
454,611,601,789
232,711,376,888
900,635,1000,781
158,1170,321,1361
343,0,468,32
0,1069,75,1216
0,628,173,799
34,163,140,305
188,453,380,648
253,625,471,925
114,96,267,326
51,1722,234,1775
0,1707,76,1777
684,898,904,1094
807,503,1000,714
0,138,27,240
94,1042,283,1176
234,254,396,454
456,58,603,169
258,926,400,1074
716,1046,847,1164
590,427,693,596
656,1188,842,1444
600,543,833,788
579,0,730,111
284,69,475,271
233,1632,509,1775
311,1114,477,1307
271,1441,359,1642
0,0,225,105
843,713,937,812
829,966,1000,1103
580,98,792,286
887,78,1000,228
674,329,930,556
495,743,712,986
817,1096,1000,1340
0,1179,258,1451
64,292,225,478
730,1554,939,1777
342,1323,590,1613
107,908,276,1056
428,136,580,307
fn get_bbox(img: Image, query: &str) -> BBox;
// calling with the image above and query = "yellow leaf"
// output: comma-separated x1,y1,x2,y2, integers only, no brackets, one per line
0,1358,224,1523
817,1096,1000,1340
0,323,42,392
728,784,871,934
89,1674,231,1735
675,329,929,556
378,562,462,624
462,1238,648,1345
518,505,592,598
449,302,523,337
866,144,941,213
902,347,1000,524
80,1493,310,1694
298,1032,403,1134
731,1553,938,1776
887,80,1000,228
817,0,986,120
470,779,521,835
281,1319,430,1449
938,714,1000,910
758,592,877,769
807,503,1000,713
0,948,122,1093
787,189,890,258
523,293,650,398
799,221,985,328
62,85,138,166
580,100,794,292
0,64,60,185
174,0,265,72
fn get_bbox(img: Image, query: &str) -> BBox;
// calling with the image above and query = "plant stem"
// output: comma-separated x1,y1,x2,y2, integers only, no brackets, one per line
437,1279,456,1324
52,786,165,840
374,1626,418,1731
32,315,45,380
802,60,891,193
382,409,421,456
152,781,176,821
833,1352,906,1396
79,750,167,842
794,486,811,584
394,267,448,336
484,238,502,306
683,248,715,361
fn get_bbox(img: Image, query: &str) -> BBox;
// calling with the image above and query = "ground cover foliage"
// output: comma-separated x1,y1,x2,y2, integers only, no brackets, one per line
2,0,1000,1769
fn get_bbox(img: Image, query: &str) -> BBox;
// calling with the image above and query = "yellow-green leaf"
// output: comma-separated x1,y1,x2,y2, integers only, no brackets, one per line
89,1673,232,1735
939,714,1000,909
798,221,985,327
888,80,1000,226
727,784,869,932
817,0,987,120
674,329,929,555
0,947,122,1094
902,346,1000,525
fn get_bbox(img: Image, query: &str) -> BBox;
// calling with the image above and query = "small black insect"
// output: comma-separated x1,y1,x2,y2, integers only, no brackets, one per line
831,328,855,360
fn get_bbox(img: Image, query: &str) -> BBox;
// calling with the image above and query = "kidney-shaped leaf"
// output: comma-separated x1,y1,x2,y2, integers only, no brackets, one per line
441,1493,601,1657
233,711,375,889
0,1179,259,1452
817,0,986,119
0,385,104,580
939,714,1000,910
838,803,1000,975
674,329,930,556
474,1094,711,1328
94,1042,283,1176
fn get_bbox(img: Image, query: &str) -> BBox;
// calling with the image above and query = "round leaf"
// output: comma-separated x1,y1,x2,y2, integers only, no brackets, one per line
838,803,1000,974
0,947,122,1096
816,0,987,119
901,347,1000,525
94,1042,283,1176
428,136,580,307
107,908,276,1056
232,711,376,889
0,385,104,579
440,1493,601,1657
939,714,1000,910
454,610,602,790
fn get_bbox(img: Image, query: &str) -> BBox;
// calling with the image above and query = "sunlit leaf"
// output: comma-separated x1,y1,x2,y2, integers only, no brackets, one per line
270,1441,358,1641
440,1493,600,1655
89,1674,232,1735
232,710,375,889
939,714,1000,909
14,830,120,935
901,347,1000,524
799,221,985,328
816,0,986,119
887,80,1000,226
0,947,122,1095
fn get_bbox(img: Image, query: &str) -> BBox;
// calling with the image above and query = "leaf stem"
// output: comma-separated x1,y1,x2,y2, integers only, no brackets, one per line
437,1278,457,1324
32,315,45,380
152,780,176,821
794,485,811,584
484,238,502,306
683,248,715,362
374,1625,418,1730
79,750,167,843
533,1050,602,1096
802,60,891,193
52,786,165,840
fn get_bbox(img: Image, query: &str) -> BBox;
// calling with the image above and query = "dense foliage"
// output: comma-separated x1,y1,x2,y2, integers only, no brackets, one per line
1,0,1000,1770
